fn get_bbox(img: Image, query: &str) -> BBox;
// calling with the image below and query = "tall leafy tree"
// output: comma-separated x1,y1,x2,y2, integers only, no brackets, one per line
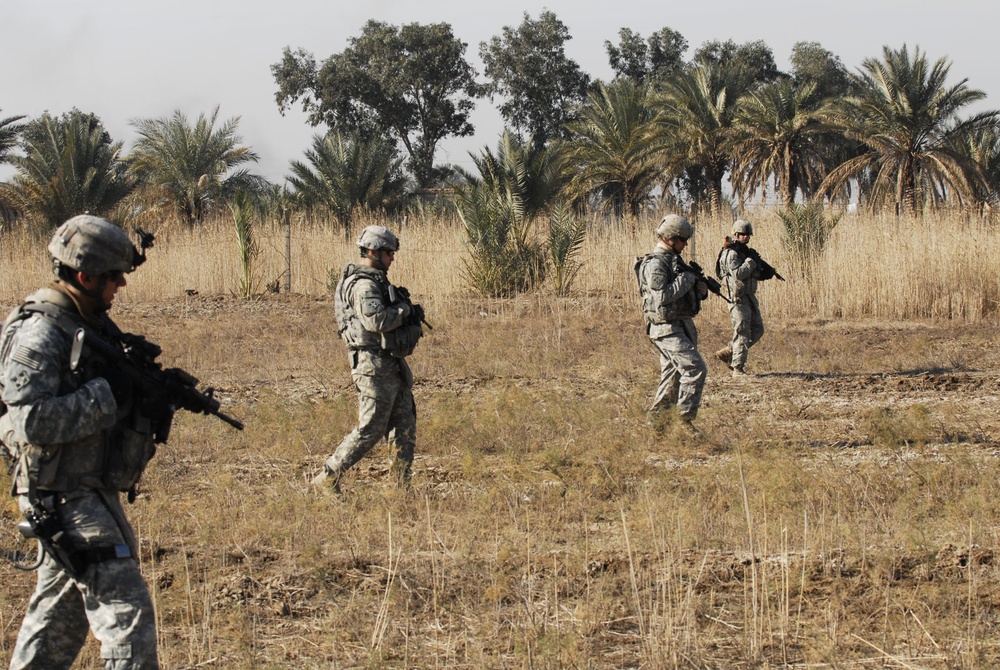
480,11,591,149
287,131,408,232
790,42,854,100
605,27,688,85
693,39,783,86
130,107,267,226
0,110,135,229
563,79,667,219
819,45,998,214
657,61,756,212
729,78,837,208
272,20,480,189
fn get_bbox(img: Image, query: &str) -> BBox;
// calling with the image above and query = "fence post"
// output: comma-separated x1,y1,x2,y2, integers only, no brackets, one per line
284,208,292,293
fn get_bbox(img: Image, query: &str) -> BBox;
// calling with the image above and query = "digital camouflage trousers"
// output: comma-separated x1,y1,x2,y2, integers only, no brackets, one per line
649,320,707,421
9,490,158,670
324,350,416,484
729,297,764,369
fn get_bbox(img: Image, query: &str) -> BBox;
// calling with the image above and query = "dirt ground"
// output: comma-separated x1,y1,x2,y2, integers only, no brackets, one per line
2,293,1000,668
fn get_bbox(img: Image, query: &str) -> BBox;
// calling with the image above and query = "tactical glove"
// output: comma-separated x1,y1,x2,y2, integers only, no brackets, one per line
101,368,133,408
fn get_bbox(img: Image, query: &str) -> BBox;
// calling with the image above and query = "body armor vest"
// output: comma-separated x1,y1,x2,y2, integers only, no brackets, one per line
0,288,155,495
335,264,391,351
635,251,701,324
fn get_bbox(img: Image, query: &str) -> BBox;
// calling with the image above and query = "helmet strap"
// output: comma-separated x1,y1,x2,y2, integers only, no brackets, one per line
362,248,388,272
58,268,111,313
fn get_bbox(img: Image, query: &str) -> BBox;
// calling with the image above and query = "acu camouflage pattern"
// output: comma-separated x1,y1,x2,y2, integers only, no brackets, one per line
0,287,122,493
1,287,159,669
636,247,707,421
9,491,158,670
718,245,765,369
326,264,417,483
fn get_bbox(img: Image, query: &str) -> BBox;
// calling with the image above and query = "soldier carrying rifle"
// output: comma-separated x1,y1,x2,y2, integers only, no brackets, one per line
0,215,242,670
312,225,426,493
634,215,709,431
714,219,784,377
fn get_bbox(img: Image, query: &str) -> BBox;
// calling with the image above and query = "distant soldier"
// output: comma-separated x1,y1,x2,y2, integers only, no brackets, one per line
715,219,767,376
312,225,424,492
1,216,159,669
634,215,708,427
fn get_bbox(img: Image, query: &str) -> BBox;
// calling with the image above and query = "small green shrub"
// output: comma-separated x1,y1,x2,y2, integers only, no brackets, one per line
230,190,261,298
777,201,841,272
548,203,587,296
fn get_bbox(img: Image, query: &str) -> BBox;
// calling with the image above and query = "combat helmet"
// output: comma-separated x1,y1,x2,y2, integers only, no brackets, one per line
732,219,754,236
357,225,400,252
48,215,139,276
656,214,693,241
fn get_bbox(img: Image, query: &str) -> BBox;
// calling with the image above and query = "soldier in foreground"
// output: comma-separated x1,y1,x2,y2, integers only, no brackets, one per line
715,219,781,376
0,216,160,669
312,225,424,492
634,215,709,428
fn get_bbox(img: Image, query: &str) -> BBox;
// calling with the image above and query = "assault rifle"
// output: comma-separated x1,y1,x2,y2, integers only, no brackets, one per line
686,260,732,303
746,247,785,282
725,237,785,281
390,285,433,330
70,329,244,443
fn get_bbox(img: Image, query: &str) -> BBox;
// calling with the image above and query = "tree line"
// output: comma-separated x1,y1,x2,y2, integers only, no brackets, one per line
2,10,999,235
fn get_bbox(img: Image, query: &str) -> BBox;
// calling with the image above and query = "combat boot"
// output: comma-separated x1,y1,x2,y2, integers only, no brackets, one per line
678,416,701,437
731,365,749,378
715,345,732,365
311,466,342,494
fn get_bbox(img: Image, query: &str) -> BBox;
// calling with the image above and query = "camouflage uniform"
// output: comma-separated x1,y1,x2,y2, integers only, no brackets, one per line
320,263,419,485
636,247,707,421
718,242,765,372
1,286,158,670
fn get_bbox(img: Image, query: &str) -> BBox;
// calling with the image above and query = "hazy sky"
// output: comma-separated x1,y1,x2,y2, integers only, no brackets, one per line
5,0,998,182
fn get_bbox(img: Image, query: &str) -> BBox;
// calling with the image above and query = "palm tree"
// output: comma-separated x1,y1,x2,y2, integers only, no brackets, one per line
0,110,135,229
562,79,666,220
0,111,26,166
286,130,408,233
455,129,564,220
657,61,755,213
130,107,268,226
819,45,998,214
452,130,558,297
952,123,1000,215
0,110,27,223
729,78,837,208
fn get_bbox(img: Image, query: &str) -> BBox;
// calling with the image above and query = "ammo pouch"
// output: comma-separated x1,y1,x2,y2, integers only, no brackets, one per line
102,426,156,492
380,324,423,359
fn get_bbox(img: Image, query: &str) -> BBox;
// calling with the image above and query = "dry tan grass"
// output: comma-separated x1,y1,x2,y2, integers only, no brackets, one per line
2,211,1000,668
2,208,998,325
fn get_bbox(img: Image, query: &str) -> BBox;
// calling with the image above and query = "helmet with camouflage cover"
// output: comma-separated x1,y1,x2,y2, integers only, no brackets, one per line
732,219,754,236
48,215,138,276
656,214,693,241
357,225,400,252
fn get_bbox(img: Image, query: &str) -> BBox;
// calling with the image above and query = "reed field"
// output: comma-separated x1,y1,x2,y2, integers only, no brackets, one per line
2,209,1000,669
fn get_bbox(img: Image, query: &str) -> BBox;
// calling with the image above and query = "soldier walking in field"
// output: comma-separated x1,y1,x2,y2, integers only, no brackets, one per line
312,225,425,492
715,219,775,376
1,216,160,669
634,215,709,428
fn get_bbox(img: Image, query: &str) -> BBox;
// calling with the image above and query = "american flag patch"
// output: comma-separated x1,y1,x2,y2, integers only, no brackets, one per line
11,347,43,371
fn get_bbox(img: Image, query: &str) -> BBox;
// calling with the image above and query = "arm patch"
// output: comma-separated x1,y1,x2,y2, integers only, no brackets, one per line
11,346,43,371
